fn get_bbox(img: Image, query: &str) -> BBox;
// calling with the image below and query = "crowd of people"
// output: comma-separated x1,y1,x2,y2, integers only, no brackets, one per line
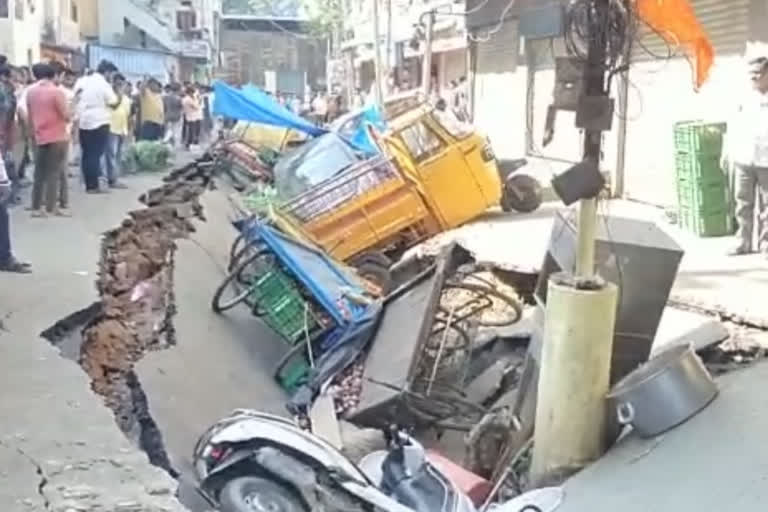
0,57,217,275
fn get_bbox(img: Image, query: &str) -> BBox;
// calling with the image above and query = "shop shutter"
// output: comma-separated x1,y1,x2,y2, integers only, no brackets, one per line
623,0,750,206
473,20,527,159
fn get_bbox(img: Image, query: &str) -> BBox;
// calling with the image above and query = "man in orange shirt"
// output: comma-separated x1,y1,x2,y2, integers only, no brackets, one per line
27,63,71,217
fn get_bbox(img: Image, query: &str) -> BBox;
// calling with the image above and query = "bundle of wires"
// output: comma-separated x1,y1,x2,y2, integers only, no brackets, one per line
563,0,634,90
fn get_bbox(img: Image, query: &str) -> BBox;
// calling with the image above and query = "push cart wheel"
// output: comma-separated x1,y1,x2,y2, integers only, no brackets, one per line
501,174,543,213
229,240,268,277
212,250,274,314
355,261,393,296
441,281,523,327
273,343,308,382
228,233,245,269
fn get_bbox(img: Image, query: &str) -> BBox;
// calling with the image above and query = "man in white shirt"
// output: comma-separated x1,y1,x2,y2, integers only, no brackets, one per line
723,56,768,255
73,60,119,193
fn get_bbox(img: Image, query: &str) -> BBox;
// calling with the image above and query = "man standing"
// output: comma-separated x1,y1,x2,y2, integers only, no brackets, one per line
162,84,183,147
105,73,131,189
182,86,203,150
27,63,71,217
75,60,119,193
138,78,165,141
0,145,30,272
724,56,768,255
0,65,18,205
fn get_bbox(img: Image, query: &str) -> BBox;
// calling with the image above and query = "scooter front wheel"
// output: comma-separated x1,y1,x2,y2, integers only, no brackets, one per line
219,476,308,512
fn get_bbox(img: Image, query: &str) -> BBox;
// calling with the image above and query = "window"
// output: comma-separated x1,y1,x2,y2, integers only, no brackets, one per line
176,9,196,31
0,0,7,17
14,0,23,19
70,1,77,21
399,121,444,162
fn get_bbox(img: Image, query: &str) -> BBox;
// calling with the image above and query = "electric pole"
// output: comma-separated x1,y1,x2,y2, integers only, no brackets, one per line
421,10,434,97
372,0,385,104
531,0,620,485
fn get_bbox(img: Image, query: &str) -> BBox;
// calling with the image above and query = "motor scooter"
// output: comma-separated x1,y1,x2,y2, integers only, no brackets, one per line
193,409,477,512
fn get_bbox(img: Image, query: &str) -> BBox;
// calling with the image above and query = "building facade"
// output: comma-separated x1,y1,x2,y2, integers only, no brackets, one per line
78,0,220,82
219,15,325,95
340,0,468,97
467,0,768,207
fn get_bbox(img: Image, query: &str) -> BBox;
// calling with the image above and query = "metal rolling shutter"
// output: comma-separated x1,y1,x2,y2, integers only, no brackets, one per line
623,0,750,206
475,20,520,75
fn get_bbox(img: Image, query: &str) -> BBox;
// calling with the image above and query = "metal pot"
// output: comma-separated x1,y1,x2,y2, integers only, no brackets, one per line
606,344,718,438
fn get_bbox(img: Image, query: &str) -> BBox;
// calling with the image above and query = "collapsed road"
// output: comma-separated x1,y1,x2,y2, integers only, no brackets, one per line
39,160,289,510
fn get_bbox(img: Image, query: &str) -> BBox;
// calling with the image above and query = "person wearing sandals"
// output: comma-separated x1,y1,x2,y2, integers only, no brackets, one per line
0,147,30,273
26,63,71,217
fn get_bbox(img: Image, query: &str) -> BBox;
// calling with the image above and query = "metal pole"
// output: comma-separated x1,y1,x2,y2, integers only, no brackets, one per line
421,10,434,97
386,0,393,81
575,0,609,279
372,0,385,105
531,0,618,486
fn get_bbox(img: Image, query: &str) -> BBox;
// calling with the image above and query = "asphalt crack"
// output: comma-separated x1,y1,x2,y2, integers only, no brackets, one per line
0,441,52,510
40,159,214,479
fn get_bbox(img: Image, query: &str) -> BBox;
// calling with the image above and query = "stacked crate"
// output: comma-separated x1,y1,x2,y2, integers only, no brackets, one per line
673,121,733,237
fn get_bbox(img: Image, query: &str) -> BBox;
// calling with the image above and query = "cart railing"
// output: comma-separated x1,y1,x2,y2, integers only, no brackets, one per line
281,154,401,223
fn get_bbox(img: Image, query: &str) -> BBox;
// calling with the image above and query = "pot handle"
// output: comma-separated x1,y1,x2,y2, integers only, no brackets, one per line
616,402,635,425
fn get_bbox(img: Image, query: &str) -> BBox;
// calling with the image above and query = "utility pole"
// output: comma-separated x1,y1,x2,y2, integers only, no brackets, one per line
531,0,620,486
421,10,434,97
372,0,385,104
386,0,393,80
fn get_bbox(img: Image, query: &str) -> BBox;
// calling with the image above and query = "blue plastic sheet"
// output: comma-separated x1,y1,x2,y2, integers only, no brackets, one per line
349,105,386,155
212,81,326,137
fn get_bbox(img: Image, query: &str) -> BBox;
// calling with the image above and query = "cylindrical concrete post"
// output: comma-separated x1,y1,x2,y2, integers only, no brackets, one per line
530,273,618,485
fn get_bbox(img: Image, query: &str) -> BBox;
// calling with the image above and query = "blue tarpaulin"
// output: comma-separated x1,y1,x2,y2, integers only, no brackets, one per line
212,81,326,137
349,105,386,155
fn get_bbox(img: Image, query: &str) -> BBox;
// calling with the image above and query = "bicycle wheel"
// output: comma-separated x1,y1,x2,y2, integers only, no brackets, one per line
228,233,245,269
211,250,273,314
441,281,523,327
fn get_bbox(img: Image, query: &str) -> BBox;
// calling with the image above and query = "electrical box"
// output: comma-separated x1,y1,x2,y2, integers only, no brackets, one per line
519,1,565,39
552,57,584,111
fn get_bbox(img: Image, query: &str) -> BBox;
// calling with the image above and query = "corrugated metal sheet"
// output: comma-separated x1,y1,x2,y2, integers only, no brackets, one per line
87,45,176,83
623,0,750,206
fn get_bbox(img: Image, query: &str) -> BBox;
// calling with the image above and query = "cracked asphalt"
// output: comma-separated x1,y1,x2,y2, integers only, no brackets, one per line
0,161,286,511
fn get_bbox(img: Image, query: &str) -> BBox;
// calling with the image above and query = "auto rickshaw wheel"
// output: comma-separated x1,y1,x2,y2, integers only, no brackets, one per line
501,174,543,213
355,261,393,296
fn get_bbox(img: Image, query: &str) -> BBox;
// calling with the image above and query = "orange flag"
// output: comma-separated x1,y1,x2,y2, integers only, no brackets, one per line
635,0,715,91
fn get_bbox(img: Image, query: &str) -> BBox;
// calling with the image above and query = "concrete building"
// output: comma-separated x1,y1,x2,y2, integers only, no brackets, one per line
0,0,80,66
219,14,326,95
466,0,768,208
78,0,221,82
340,0,468,97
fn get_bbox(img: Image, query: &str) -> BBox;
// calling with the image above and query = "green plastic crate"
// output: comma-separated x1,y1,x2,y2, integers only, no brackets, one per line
674,153,726,185
677,207,734,237
674,121,726,156
676,179,729,212
251,269,318,344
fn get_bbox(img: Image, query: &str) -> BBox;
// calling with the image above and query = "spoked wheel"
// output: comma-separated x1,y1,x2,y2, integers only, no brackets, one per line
212,250,275,314
440,280,523,328
218,476,307,512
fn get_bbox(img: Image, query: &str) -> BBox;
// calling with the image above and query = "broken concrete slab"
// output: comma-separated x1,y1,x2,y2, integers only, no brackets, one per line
652,307,730,355
556,361,768,512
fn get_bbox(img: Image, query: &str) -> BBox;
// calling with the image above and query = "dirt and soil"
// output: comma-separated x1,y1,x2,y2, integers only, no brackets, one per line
42,160,214,478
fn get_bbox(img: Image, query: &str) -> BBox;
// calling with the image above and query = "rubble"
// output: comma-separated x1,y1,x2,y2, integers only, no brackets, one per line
41,161,213,481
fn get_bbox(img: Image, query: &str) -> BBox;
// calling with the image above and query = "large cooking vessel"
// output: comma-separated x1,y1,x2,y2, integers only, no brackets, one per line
607,344,718,438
